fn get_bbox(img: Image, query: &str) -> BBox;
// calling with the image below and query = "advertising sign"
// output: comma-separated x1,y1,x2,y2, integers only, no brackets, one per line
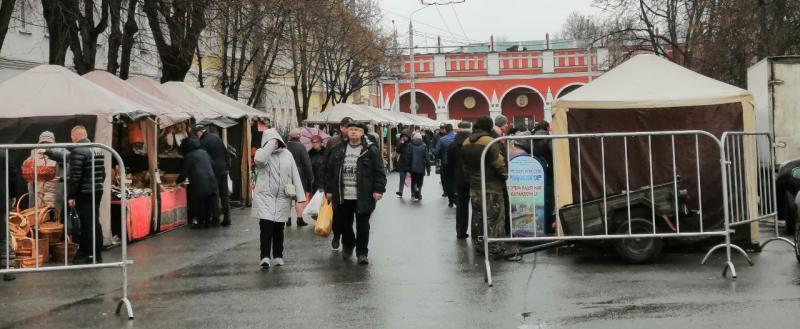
507,155,546,237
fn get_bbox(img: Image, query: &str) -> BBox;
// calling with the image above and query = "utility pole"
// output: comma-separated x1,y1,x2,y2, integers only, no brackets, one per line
408,0,466,115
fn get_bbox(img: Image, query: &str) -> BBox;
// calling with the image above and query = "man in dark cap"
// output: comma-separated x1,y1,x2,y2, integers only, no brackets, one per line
325,121,386,265
322,117,353,250
435,123,456,206
194,124,231,227
448,121,472,239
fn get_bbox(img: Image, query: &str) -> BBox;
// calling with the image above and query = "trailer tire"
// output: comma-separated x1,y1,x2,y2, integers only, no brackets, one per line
614,218,663,264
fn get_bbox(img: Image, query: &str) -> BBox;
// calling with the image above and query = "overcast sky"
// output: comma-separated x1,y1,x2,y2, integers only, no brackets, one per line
379,0,601,48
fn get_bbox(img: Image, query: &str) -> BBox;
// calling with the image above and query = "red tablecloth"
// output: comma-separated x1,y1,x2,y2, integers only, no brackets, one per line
126,196,152,241
159,187,187,231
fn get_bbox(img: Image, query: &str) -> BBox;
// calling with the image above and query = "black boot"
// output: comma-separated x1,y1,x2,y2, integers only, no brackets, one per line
297,217,309,227
286,217,292,227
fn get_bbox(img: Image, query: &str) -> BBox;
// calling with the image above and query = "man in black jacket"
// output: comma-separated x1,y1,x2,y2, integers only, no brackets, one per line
322,117,353,250
285,128,313,227
325,122,387,265
448,121,472,239
67,126,106,264
195,125,231,227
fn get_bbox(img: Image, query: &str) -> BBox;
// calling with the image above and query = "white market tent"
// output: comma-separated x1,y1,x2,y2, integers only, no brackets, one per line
550,54,756,233
152,81,235,127
305,103,388,125
84,71,190,127
164,82,250,120
199,87,269,120
0,65,156,244
126,75,228,126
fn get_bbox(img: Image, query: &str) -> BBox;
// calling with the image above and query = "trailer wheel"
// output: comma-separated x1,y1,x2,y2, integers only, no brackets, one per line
784,191,798,236
614,218,663,263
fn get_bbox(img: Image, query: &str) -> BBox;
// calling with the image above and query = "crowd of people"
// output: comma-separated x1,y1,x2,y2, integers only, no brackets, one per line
392,115,553,261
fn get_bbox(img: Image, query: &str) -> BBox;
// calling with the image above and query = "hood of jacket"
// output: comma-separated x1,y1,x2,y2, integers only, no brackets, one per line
179,137,202,155
261,128,286,148
468,130,492,144
411,138,424,146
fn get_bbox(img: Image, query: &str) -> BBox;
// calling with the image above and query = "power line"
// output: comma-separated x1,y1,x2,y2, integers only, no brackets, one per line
385,9,484,44
449,3,470,42
433,5,458,42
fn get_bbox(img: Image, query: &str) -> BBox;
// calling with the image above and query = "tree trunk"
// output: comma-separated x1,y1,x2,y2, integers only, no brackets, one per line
118,0,138,79
143,0,209,83
106,0,122,74
41,0,70,65
0,0,16,54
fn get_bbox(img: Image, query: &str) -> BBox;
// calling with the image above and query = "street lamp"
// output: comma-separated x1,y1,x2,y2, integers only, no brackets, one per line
408,0,465,115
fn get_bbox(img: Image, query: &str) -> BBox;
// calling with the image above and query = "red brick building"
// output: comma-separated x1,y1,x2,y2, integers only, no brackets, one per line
380,40,610,126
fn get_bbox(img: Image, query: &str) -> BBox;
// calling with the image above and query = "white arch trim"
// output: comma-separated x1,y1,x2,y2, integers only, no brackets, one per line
499,85,545,105
445,86,491,107
397,89,437,105
555,83,585,99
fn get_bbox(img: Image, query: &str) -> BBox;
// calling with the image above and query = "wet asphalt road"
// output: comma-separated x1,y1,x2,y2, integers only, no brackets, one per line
1,173,799,329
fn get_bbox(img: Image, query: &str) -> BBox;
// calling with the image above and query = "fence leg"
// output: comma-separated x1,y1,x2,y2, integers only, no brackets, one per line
701,243,753,267
760,237,796,249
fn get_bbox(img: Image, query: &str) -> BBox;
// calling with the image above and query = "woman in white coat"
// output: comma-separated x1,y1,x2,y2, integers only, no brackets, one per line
252,129,306,268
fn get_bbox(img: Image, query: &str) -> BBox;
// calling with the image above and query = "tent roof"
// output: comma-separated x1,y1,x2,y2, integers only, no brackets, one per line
199,87,269,120
0,65,149,121
306,103,388,125
84,71,190,126
164,82,249,120
128,77,237,128
553,54,752,110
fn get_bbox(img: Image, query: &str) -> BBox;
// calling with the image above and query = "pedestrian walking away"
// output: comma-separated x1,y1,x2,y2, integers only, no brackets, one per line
405,132,430,201
195,124,232,227
322,117,354,251
448,121,472,239
177,137,218,229
66,126,107,264
325,121,387,265
461,117,521,261
286,128,314,227
252,129,307,269
394,130,411,198
435,124,456,206
308,135,326,193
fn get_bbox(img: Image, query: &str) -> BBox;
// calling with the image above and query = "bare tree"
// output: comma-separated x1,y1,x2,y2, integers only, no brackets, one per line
61,0,110,74
118,0,139,78
286,0,325,123
143,0,210,82
41,1,71,65
0,0,16,54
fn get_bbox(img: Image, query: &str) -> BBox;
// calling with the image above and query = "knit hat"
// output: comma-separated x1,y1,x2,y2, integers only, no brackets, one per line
38,131,55,143
310,135,323,143
288,128,301,139
457,121,472,132
494,114,509,127
412,132,423,140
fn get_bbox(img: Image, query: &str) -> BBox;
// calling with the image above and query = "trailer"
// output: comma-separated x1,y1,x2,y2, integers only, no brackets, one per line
747,56,800,168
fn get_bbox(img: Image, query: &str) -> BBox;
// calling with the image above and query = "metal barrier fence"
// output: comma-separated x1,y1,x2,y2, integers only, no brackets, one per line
702,133,796,265
479,130,742,286
1,143,133,319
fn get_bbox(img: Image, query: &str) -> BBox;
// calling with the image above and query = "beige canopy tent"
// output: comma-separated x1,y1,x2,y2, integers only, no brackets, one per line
551,54,756,236
84,71,191,126
0,65,156,244
199,87,269,120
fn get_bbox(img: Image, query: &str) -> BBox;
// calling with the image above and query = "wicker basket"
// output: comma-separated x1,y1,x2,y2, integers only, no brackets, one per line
52,239,79,262
21,155,57,182
16,254,46,268
14,193,58,227
7,213,31,238
14,236,49,261
38,222,64,246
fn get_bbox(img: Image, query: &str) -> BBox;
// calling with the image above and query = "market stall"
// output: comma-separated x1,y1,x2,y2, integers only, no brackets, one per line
0,65,151,260
551,54,756,233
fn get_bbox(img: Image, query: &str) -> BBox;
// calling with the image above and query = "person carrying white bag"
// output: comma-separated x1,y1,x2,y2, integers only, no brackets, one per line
302,191,325,219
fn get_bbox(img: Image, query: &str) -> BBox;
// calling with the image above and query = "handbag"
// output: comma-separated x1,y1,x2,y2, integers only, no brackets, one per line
67,206,81,238
284,183,297,199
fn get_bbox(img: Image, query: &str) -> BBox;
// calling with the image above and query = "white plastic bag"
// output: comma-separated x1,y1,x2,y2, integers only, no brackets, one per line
302,191,325,219
228,176,233,192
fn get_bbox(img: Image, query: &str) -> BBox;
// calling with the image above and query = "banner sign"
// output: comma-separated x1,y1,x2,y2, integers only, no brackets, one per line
507,155,546,237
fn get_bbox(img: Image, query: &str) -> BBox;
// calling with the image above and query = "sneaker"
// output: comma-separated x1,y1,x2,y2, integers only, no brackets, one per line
342,248,354,260
357,255,369,265
220,219,231,227
273,258,284,266
331,235,341,250
2,274,16,282
286,218,292,227
456,234,469,240
396,191,403,198
297,218,309,227
260,258,271,268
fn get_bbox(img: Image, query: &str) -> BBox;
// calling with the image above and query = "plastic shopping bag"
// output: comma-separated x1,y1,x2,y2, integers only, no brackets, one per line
314,197,333,237
404,173,412,187
302,191,324,219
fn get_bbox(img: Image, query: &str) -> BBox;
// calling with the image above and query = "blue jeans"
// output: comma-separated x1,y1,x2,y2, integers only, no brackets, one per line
397,171,407,193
